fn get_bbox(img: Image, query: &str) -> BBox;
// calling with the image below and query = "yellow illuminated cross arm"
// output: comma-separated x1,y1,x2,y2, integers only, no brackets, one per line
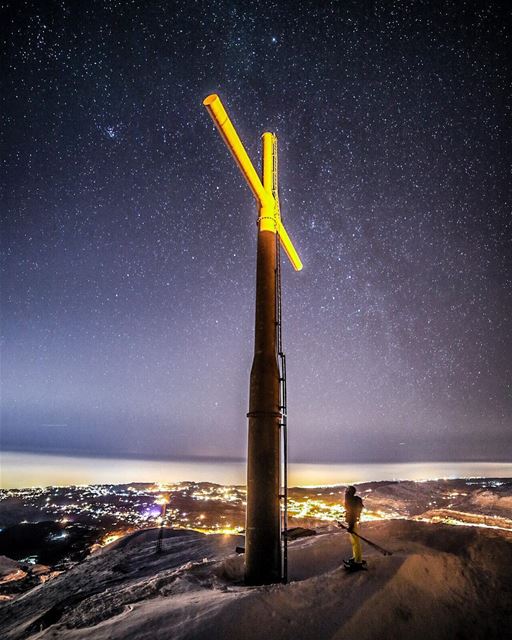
276,218,302,271
203,94,303,271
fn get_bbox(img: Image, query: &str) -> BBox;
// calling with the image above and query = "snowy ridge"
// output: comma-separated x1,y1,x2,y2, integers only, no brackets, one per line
1,521,511,639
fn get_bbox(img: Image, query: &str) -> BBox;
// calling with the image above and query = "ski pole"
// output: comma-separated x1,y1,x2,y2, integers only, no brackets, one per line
336,521,393,556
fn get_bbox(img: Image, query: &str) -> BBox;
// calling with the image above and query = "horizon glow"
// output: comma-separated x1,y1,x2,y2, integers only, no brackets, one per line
2,451,512,490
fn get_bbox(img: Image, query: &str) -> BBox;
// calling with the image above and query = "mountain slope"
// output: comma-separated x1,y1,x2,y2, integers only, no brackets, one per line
1,521,511,640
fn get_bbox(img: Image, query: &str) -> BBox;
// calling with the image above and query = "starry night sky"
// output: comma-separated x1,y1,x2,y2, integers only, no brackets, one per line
2,0,511,464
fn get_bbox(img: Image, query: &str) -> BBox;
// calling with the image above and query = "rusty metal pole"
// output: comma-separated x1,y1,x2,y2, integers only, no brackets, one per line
245,133,281,584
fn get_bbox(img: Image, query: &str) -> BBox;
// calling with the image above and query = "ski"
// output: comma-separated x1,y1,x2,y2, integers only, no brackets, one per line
336,521,393,556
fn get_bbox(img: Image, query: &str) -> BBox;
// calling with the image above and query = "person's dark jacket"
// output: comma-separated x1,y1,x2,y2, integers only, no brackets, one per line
344,493,363,532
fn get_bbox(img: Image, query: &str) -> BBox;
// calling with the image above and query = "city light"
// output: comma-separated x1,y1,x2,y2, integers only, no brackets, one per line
1,478,511,556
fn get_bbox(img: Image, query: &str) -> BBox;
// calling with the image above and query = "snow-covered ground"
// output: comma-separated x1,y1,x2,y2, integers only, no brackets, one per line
1,521,511,640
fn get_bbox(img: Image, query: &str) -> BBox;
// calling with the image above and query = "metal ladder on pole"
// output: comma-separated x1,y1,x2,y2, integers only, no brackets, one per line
272,135,288,584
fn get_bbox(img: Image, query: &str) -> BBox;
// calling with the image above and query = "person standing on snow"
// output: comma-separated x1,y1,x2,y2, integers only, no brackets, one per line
344,485,365,570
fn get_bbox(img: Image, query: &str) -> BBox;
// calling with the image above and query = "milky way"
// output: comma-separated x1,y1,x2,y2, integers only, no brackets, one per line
2,1,511,463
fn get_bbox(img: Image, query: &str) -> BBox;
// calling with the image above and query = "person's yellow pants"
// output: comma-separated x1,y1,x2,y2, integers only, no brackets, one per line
349,523,362,563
